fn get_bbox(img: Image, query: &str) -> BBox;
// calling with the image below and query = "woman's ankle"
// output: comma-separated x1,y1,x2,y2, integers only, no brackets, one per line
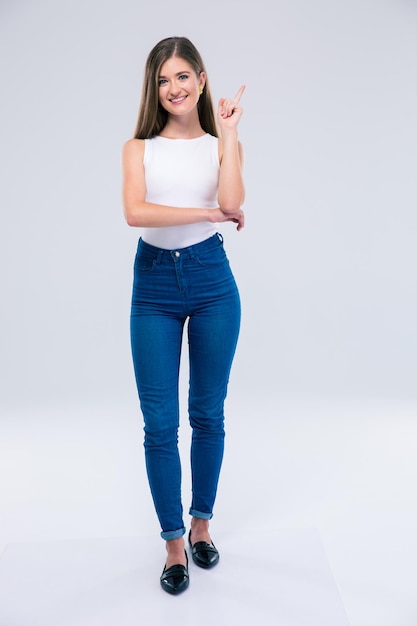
190,518,211,543
165,537,186,567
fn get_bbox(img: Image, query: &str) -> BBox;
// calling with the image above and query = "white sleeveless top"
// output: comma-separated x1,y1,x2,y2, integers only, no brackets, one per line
141,133,219,249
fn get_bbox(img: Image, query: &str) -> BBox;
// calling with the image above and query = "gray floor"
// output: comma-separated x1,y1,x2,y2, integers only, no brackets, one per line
1,396,416,626
0,530,349,626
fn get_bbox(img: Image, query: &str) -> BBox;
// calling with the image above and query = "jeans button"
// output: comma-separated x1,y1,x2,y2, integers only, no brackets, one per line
174,251,180,257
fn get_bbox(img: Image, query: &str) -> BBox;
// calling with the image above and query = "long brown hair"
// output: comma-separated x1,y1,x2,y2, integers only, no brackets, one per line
134,37,218,139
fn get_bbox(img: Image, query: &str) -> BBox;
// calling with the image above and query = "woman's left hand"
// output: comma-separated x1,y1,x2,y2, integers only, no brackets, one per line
217,85,245,130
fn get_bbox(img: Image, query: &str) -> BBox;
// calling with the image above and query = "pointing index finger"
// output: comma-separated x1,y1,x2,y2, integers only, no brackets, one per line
233,85,246,104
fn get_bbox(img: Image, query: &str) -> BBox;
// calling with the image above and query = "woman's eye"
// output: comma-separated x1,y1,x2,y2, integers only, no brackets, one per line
158,79,168,86
178,74,188,80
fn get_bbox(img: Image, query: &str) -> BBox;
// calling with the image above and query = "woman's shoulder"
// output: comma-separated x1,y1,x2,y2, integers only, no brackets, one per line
122,138,145,160
122,138,146,171
123,137,145,151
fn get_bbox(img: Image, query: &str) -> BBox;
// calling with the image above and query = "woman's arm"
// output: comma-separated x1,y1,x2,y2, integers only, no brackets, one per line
122,139,217,227
217,86,246,213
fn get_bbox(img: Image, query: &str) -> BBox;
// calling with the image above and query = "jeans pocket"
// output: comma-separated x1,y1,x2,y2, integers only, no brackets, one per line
195,246,227,267
134,255,156,272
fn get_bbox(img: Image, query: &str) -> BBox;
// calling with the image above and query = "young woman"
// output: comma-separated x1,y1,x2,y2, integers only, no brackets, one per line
122,36,245,595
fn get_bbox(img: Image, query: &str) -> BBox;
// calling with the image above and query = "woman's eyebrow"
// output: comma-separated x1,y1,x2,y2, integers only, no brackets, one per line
158,70,191,78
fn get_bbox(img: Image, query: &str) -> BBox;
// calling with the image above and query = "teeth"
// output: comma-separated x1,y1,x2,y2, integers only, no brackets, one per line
171,96,186,103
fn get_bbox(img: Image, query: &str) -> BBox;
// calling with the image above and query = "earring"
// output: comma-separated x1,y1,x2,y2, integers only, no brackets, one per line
199,87,204,95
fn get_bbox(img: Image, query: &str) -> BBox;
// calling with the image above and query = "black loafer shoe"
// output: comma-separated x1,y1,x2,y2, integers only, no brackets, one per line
160,552,189,595
188,530,219,569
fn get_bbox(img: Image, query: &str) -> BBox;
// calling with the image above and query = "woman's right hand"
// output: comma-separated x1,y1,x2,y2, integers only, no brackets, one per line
209,207,245,231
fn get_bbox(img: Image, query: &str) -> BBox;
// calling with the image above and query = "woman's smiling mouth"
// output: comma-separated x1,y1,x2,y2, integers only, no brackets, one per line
170,95,188,104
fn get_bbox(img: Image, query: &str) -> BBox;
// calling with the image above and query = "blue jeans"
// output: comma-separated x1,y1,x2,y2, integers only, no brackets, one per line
130,233,241,540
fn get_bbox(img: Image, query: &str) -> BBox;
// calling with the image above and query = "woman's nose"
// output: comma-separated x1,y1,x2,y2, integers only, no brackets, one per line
169,81,181,95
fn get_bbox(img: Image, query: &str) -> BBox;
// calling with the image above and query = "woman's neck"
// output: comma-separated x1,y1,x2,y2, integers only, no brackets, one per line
159,113,205,140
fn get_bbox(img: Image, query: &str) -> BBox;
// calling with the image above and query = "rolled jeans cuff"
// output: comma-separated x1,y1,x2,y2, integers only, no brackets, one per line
189,508,213,520
160,526,186,541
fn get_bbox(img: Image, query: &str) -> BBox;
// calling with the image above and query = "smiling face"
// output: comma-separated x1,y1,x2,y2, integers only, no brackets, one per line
158,56,206,117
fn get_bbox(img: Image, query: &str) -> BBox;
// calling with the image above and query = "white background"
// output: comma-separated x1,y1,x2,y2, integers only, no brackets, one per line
1,1,417,624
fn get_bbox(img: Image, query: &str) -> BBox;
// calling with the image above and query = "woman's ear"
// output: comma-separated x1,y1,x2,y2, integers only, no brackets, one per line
199,71,206,92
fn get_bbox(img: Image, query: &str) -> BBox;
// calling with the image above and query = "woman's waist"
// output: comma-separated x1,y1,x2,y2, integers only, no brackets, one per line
137,231,224,261
140,223,218,252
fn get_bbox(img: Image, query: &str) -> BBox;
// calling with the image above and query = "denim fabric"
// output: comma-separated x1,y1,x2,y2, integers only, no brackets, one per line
130,233,240,540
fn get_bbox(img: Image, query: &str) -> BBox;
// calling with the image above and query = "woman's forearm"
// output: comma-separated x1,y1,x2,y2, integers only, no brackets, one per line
124,201,214,228
217,130,245,213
